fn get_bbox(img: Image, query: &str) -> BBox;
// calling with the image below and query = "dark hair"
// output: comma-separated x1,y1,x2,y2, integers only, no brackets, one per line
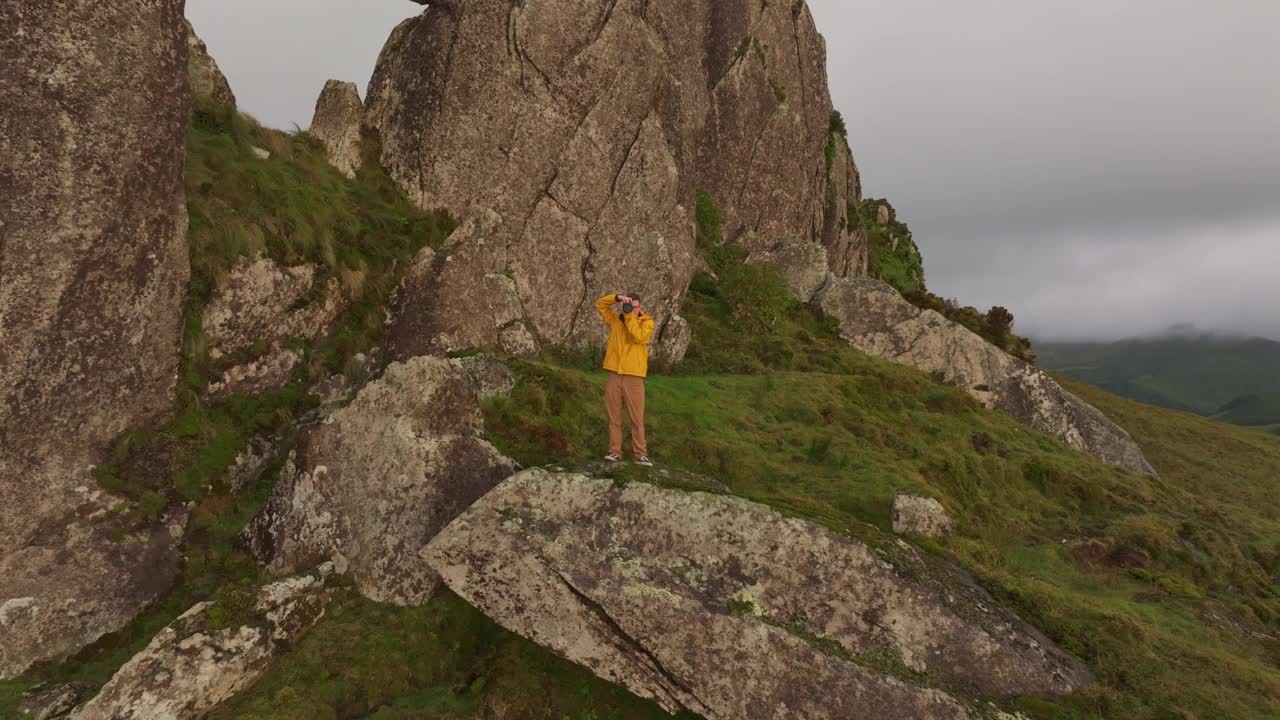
626,292,641,302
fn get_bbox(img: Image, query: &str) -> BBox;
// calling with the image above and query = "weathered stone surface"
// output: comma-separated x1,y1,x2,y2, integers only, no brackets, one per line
204,256,347,358
368,1,862,359
0,0,191,677
425,470,1093,720
388,208,537,359
246,355,519,605
893,493,953,539
1,502,189,682
18,681,92,720
822,137,870,277
73,568,333,720
208,348,304,397
310,80,364,179
185,19,235,110
814,276,1157,475
202,256,349,395
742,231,831,302
652,314,691,371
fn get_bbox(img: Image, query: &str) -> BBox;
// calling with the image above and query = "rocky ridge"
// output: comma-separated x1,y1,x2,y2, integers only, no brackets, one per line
425,469,1093,720
0,0,191,678
815,276,1157,475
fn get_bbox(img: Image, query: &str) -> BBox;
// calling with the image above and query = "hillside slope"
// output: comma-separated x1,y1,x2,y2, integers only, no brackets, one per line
477,285,1280,720
4,109,1278,720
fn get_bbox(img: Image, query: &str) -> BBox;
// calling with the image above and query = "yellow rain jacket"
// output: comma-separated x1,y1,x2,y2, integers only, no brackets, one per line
595,293,655,378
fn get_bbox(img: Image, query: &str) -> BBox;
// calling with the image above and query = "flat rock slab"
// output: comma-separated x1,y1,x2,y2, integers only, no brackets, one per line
425,469,1092,720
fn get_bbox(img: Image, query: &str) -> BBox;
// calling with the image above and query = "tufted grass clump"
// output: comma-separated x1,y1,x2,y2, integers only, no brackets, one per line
208,580,259,631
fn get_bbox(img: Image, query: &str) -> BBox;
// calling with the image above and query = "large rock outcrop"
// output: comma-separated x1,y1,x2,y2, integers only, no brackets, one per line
309,80,364,179
74,567,334,720
0,0,191,677
425,469,1093,720
245,355,519,605
815,276,1157,475
365,0,864,359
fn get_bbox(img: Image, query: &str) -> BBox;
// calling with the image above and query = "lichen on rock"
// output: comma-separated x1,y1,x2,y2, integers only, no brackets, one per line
892,493,953,539
185,18,236,111
201,255,350,395
73,567,334,720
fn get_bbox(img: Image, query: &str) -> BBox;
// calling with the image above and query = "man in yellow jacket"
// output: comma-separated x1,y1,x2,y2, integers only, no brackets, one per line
595,292,656,466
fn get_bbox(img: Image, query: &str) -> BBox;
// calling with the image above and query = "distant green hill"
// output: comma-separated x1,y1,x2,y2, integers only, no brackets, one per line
1037,334,1280,429
1214,392,1280,428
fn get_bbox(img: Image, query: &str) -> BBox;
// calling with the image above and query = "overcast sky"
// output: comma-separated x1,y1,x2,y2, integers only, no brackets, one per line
187,0,1280,341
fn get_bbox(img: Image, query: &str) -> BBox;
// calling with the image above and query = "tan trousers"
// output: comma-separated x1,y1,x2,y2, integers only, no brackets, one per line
605,372,647,457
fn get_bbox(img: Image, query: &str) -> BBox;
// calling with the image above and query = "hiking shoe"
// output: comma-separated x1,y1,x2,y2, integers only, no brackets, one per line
635,456,654,467
604,453,623,462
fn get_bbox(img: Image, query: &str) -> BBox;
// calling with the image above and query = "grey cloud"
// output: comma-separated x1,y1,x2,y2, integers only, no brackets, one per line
808,0,1280,339
187,0,1280,340
186,1,418,130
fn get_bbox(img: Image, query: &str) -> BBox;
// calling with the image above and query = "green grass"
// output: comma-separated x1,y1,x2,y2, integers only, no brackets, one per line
479,277,1280,719
860,197,924,294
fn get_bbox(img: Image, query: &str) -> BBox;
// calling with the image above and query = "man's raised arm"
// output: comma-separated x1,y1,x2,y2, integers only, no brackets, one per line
595,293,619,324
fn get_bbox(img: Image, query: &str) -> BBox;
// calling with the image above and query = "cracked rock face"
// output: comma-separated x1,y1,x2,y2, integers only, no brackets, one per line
185,18,235,110
0,0,191,678
310,80,364,178
424,469,1093,720
73,568,333,720
202,256,350,396
814,276,1157,475
245,355,519,605
388,208,543,359
368,0,864,357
